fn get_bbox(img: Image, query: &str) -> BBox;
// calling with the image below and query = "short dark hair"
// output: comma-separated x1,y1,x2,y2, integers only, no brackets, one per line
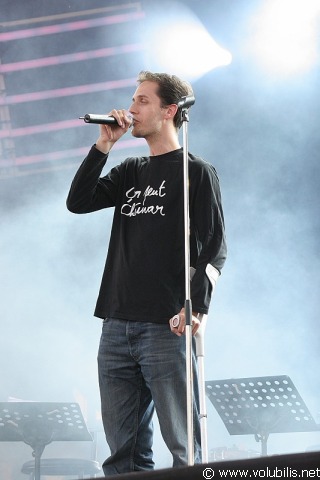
137,71,194,129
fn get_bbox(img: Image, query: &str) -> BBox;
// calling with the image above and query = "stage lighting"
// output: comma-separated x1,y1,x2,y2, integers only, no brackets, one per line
144,3,232,81
249,0,320,76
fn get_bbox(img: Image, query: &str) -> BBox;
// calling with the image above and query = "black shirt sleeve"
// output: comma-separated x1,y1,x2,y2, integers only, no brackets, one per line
189,160,227,313
66,145,118,213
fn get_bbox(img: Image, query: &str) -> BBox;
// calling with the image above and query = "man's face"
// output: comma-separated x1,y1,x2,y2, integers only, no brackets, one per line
129,81,168,139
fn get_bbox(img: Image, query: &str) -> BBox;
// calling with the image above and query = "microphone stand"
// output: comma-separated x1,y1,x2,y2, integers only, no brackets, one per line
179,95,195,466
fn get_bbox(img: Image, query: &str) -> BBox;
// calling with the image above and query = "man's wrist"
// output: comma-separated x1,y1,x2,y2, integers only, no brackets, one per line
95,139,114,154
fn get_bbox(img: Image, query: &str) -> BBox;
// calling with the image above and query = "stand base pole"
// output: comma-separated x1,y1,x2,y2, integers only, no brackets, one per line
255,433,269,456
32,444,45,480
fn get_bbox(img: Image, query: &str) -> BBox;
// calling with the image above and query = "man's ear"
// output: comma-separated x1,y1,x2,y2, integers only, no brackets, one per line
164,104,179,120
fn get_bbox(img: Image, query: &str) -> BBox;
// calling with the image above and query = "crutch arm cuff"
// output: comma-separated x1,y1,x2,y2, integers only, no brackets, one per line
205,263,220,291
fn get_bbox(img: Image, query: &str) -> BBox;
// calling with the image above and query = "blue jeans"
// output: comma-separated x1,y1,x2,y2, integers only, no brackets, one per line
97,318,201,475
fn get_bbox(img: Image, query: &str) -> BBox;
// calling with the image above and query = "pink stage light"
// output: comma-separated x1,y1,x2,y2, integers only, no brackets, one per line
0,44,144,73
0,119,82,139
0,78,137,105
0,12,145,42
0,139,145,167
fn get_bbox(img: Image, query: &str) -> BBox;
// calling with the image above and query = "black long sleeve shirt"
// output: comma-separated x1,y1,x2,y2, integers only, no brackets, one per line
67,146,227,323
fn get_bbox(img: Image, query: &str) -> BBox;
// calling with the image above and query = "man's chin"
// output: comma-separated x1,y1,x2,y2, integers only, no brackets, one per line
131,127,143,139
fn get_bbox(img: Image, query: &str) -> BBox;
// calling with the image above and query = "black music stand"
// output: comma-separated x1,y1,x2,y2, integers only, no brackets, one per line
205,375,319,456
0,402,92,480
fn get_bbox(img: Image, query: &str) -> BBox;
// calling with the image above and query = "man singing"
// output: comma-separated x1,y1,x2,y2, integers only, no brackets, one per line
67,71,227,475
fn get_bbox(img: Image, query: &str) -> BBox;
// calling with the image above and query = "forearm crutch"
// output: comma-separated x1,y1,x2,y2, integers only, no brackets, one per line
195,264,220,464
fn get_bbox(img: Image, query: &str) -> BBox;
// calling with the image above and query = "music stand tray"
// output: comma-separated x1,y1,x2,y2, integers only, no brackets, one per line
0,402,92,480
205,375,319,456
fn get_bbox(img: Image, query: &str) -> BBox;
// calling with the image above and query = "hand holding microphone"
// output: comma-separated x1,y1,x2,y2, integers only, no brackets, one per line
80,110,133,127
81,109,133,154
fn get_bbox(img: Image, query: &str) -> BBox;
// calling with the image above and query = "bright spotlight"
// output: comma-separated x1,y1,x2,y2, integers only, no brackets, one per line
144,3,232,81
249,0,320,76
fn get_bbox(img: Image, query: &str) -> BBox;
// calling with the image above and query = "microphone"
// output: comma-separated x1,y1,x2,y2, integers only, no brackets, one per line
178,95,195,109
79,112,133,125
